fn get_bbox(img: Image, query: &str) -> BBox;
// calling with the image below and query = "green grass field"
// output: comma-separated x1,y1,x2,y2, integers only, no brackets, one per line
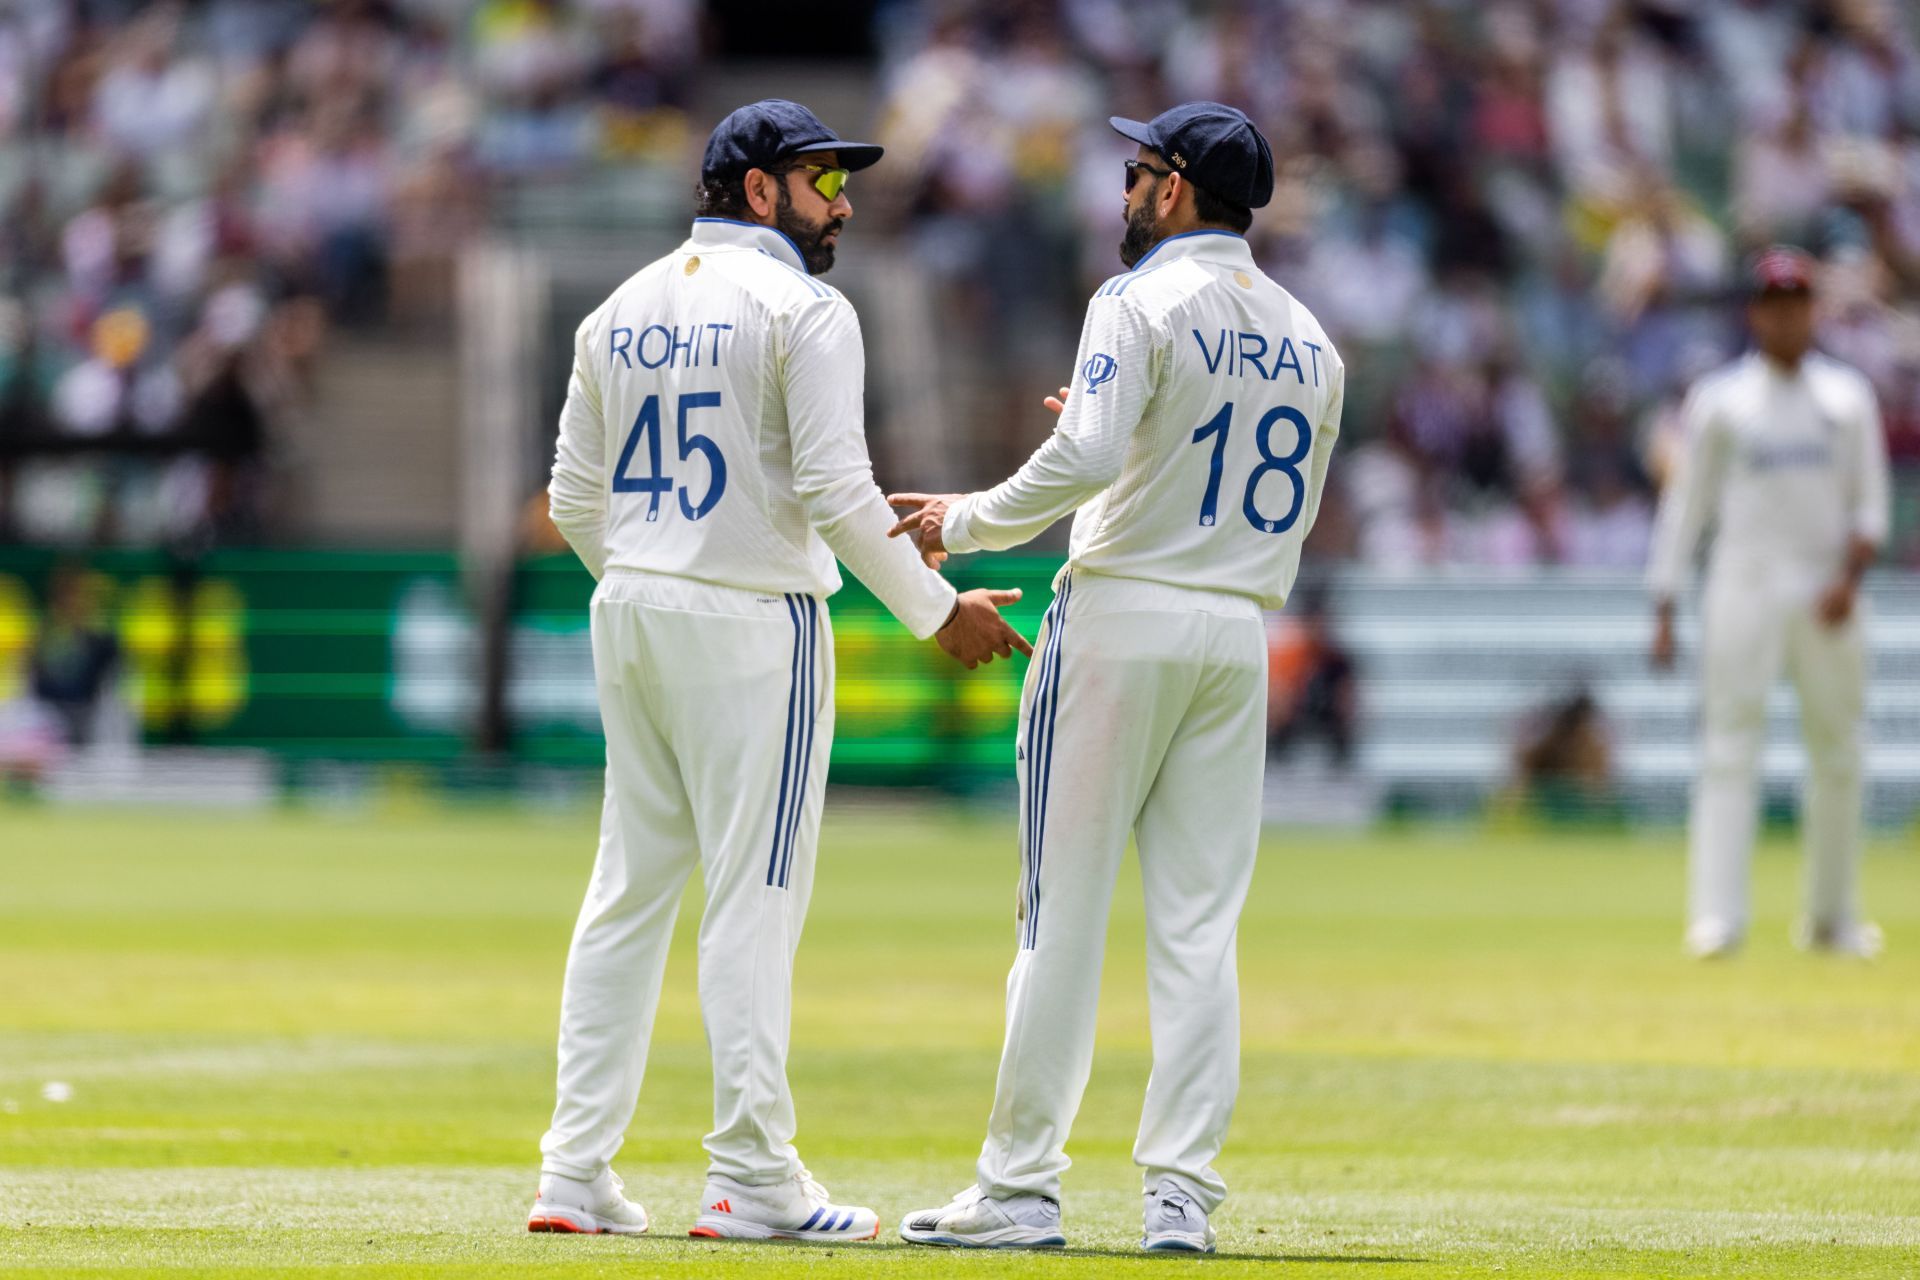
2,802,1917,1279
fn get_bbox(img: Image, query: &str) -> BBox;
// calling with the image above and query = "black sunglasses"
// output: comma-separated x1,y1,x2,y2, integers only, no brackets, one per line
1124,158,1174,192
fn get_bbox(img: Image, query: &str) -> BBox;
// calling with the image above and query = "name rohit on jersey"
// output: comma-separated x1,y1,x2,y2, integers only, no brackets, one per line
611,322,736,370
1192,328,1327,387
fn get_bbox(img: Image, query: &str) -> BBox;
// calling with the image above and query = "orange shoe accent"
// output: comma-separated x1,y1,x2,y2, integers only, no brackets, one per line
709,1199,731,1213
528,1215,596,1234
689,1226,723,1238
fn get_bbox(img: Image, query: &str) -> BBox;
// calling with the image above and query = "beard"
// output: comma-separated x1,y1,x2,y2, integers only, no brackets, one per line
775,183,844,275
1118,191,1164,268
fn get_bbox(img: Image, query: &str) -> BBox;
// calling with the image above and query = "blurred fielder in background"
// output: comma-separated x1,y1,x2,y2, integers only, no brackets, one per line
535,98,1028,1243
1648,246,1890,961
890,102,1342,1254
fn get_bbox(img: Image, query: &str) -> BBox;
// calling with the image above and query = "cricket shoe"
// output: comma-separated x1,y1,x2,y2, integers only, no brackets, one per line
1686,917,1744,959
898,1184,1065,1249
689,1171,879,1241
1795,918,1884,959
1142,1181,1216,1253
527,1168,649,1234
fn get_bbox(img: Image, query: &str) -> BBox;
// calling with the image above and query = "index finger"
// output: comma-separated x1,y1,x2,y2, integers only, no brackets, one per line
1003,622,1034,658
887,493,937,509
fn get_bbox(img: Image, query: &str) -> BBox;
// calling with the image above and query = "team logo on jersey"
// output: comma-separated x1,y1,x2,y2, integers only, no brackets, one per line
684,256,701,275
1082,352,1118,394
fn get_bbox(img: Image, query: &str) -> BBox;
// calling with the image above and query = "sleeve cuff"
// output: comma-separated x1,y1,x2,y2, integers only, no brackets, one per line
910,580,960,640
942,496,980,556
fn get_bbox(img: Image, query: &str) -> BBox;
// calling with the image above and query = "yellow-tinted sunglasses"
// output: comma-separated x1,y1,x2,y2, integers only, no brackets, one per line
788,163,851,201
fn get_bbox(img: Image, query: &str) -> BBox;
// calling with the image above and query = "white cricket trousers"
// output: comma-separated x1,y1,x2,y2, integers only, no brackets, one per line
975,568,1267,1214
540,570,832,1186
1691,563,1868,934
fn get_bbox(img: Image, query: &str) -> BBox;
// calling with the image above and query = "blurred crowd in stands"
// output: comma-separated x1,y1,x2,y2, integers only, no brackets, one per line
0,0,698,549
4,0,1920,573
866,0,1920,569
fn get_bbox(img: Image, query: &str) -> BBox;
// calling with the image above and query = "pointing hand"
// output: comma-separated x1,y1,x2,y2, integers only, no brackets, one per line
887,493,962,566
936,588,1033,669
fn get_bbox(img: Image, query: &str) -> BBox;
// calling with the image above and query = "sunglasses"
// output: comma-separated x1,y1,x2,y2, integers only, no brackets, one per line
1124,158,1173,192
785,163,851,202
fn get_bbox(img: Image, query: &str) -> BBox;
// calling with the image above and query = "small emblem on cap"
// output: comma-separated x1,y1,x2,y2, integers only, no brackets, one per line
1234,271,1252,288
684,256,701,275
1170,152,1187,168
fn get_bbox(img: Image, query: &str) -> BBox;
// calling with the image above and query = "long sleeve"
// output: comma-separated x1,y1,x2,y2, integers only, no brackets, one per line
781,297,957,640
943,291,1158,555
1297,358,1345,542
1645,381,1726,600
548,314,609,580
1851,375,1891,548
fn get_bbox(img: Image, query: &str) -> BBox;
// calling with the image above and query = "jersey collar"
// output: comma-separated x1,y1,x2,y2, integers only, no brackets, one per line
690,217,811,274
1126,229,1253,273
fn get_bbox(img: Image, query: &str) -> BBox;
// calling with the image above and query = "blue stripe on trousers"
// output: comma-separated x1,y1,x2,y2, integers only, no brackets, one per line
765,594,804,887
778,595,820,888
1021,593,1058,946
1024,572,1072,948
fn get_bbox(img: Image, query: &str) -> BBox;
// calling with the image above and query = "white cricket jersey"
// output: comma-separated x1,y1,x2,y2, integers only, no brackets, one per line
547,218,957,638
941,230,1344,609
1646,351,1890,599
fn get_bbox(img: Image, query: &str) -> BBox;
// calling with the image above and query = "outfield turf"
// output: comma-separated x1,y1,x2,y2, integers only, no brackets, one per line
1,803,1917,1279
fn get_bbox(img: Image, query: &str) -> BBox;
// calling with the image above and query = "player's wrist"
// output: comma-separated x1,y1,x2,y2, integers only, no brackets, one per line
941,499,977,556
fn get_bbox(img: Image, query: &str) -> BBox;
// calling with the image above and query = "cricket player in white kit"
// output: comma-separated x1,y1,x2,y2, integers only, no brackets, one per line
890,103,1343,1253
531,99,1029,1242
1648,246,1889,961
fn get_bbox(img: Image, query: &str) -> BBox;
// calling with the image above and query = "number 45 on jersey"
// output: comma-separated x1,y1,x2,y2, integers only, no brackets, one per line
614,391,728,521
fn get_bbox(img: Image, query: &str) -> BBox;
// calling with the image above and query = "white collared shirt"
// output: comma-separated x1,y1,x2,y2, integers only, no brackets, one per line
1646,351,1890,600
547,218,957,638
942,230,1344,610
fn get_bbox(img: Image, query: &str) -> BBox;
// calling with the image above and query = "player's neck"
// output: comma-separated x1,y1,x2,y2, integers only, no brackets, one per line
1758,348,1806,376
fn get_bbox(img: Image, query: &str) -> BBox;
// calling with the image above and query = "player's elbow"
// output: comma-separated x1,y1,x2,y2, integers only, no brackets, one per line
1051,436,1127,490
546,482,604,539
793,468,870,528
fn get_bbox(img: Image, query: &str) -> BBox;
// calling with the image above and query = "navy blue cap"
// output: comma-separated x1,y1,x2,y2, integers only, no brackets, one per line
1110,101,1274,211
701,98,883,183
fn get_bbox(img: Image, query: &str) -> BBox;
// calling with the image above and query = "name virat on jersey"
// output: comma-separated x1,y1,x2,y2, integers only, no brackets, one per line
1190,327,1329,387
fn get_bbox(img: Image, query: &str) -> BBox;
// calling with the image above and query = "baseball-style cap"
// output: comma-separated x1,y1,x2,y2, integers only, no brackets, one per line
701,98,883,183
1109,101,1274,210
1750,244,1815,295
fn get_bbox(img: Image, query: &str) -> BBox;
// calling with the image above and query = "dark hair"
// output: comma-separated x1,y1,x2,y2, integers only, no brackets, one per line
694,173,751,219
695,155,803,220
1189,180,1253,233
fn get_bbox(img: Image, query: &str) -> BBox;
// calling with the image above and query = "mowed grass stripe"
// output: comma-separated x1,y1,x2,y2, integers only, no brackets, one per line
1,804,1917,1276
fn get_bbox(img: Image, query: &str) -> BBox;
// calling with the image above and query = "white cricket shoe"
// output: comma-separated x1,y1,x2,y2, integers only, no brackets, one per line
527,1168,649,1234
898,1184,1065,1249
1795,918,1884,959
1142,1181,1216,1253
689,1171,879,1241
1686,917,1744,959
